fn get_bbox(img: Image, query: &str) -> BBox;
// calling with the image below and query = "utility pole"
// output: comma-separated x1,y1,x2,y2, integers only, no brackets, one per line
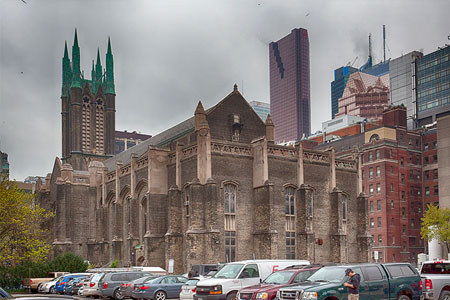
383,25,386,63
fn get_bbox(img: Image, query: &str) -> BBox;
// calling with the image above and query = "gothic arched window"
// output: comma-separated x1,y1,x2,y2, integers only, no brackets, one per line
95,98,104,154
82,96,91,152
285,186,296,259
224,184,236,262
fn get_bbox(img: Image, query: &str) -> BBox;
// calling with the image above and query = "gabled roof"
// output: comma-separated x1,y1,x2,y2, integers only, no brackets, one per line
103,85,262,171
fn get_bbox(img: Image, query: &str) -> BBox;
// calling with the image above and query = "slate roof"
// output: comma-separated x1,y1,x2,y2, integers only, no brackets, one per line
104,117,194,171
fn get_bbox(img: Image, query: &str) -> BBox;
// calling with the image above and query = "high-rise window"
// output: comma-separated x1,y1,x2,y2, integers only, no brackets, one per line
434,185,439,196
370,218,374,228
377,217,381,228
425,171,430,180
425,187,430,197
224,184,236,262
370,201,374,213
377,200,381,211
369,168,374,179
285,187,296,259
376,167,381,177
369,185,374,196
376,150,380,160
402,207,406,218
377,184,381,193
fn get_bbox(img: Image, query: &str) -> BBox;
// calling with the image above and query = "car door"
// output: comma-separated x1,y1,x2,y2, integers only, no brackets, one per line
362,266,389,300
238,264,261,288
161,276,177,298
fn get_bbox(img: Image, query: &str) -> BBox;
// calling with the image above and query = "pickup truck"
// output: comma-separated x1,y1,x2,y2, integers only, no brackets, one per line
22,271,69,293
420,260,450,300
277,263,422,300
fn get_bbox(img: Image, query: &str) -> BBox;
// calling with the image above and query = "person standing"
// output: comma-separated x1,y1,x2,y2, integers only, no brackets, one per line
343,268,360,300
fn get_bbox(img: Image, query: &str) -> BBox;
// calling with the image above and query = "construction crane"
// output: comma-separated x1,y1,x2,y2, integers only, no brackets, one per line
347,56,358,67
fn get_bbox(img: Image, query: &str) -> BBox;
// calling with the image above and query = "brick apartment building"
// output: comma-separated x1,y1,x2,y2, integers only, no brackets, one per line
311,105,444,263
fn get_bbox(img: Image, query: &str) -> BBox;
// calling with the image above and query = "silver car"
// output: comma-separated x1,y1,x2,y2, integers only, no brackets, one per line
82,273,104,297
179,278,200,300
38,276,65,294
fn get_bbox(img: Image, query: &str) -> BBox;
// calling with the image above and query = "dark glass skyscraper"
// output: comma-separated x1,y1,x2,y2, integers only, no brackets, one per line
331,66,358,119
416,45,450,126
269,28,310,142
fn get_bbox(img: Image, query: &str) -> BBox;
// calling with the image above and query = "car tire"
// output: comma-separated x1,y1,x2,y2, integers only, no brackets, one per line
155,291,167,300
397,295,410,300
49,286,55,294
226,292,238,300
114,288,125,300
440,291,450,300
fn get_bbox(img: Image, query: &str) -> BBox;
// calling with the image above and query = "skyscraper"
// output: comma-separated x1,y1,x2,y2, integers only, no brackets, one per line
331,66,358,119
248,101,270,122
269,28,310,142
416,45,450,126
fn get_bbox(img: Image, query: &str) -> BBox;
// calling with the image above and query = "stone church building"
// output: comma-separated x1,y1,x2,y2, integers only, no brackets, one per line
39,32,372,273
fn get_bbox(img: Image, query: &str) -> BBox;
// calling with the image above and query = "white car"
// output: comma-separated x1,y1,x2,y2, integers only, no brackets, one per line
38,276,65,294
180,278,200,300
82,272,104,297
194,259,310,300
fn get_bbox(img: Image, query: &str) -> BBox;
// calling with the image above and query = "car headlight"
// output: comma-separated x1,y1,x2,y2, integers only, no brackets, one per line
256,292,269,299
209,285,222,295
301,292,317,299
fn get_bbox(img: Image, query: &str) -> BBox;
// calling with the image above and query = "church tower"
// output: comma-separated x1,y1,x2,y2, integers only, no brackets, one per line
61,30,116,170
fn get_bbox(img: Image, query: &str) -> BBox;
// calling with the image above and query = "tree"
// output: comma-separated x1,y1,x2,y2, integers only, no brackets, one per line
48,253,88,273
0,176,53,266
421,204,450,254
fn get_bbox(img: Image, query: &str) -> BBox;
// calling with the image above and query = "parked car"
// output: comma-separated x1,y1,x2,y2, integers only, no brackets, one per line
64,276,89,295
277,263,422,300
420,260,450,300
98,271,153,299
132,275,189,300
194,259,310,300
22,272,69,293
55,273,90,294
120,275,159,299
38,275,65,293
237,265,322,300
0,287,11,298
82,272,105,298
180,278,201,300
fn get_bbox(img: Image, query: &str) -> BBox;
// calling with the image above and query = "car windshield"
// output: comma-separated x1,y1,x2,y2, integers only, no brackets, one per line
263,271,294,284
306,267,346,283
213,264,244,279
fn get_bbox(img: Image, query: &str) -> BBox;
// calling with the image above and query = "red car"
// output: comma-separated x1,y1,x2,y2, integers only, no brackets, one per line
237,265,322,300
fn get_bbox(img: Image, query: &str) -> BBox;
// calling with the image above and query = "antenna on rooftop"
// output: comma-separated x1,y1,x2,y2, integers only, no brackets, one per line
383,25,386,63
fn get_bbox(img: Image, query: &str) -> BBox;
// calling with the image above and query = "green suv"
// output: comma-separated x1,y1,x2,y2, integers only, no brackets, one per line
276,263,423,300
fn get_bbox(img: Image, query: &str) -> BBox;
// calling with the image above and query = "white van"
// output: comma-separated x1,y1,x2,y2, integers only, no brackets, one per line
193,260,309,300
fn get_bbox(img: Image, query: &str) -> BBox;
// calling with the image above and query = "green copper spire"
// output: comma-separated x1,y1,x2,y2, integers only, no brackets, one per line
71,29,81,89
95,48,102,82
62,40,72,96
105,36,115,94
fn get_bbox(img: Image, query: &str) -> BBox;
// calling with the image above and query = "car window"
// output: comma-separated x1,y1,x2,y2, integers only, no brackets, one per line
177,276,188,283
386,265,403,277
162,277,177,284
400,265,415,276
421,263,450,274
364,266,383,281
204,265,218,273
294,270,314,283
241,264,259,278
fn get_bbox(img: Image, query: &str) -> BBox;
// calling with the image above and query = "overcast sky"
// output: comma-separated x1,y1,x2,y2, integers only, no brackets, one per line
1,0,449,181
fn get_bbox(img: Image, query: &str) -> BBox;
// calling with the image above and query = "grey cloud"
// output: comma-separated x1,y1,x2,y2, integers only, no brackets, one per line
1,0,450,180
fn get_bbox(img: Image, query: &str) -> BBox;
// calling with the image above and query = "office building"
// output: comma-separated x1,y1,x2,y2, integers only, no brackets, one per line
331,66,359,119
1,151,9,179
416,45,450,127
389,51,423,129
335,72,390,120
248,101,270,122
24,176,46,184
269,28,310,142
115,130,152,154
